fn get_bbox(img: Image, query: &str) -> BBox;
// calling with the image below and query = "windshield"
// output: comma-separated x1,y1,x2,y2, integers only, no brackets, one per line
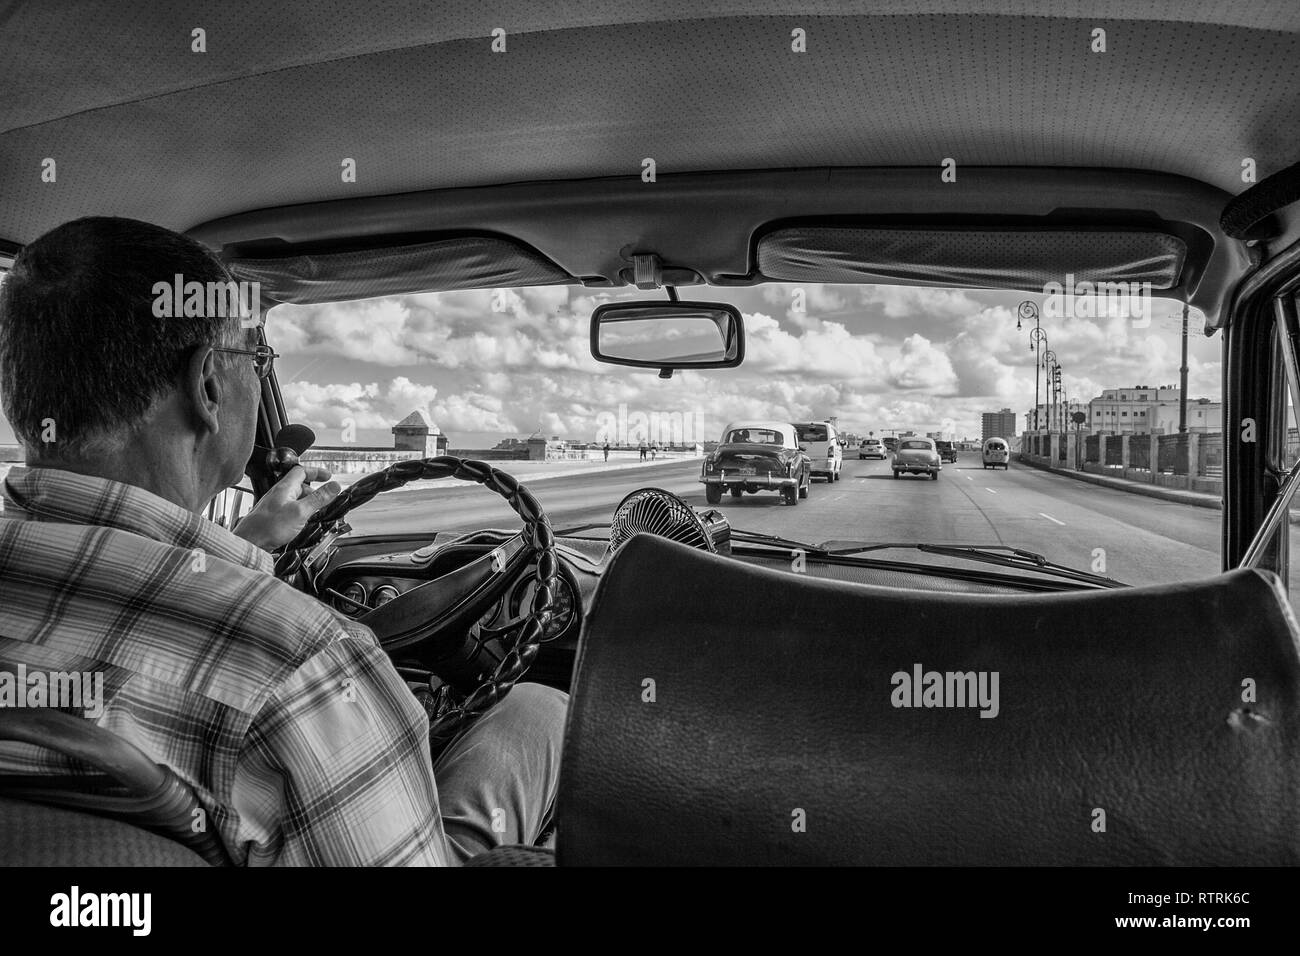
726,428,783,445
129,280,1247,593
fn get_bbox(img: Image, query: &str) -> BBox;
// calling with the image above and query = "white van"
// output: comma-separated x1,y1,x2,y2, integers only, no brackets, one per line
982,437,1010,470
793,421,843,481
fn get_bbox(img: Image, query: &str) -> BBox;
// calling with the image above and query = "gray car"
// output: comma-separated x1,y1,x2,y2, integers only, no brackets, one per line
893,438,942,480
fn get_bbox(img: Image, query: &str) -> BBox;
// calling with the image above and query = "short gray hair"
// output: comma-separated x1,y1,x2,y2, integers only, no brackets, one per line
0,217,250,459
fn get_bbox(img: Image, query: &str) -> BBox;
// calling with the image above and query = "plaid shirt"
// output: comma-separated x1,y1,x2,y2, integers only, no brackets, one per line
0,466,450,865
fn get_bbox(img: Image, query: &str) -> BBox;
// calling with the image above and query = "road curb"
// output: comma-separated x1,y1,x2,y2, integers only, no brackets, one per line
1015,455,1225,511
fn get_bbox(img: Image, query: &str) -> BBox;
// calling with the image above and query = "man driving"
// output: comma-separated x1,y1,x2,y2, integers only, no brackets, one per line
0,217,567,865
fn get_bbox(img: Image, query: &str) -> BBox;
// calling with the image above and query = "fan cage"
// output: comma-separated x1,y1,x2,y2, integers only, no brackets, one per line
609,488,718,554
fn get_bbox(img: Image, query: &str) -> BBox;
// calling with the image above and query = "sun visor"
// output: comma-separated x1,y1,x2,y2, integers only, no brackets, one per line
757,227,1187,292
225,235,570,305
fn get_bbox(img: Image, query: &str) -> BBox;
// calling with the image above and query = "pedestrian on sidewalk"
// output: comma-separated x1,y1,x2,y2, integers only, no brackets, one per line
603,442,610,462
639,440,647,461
650,440,658,460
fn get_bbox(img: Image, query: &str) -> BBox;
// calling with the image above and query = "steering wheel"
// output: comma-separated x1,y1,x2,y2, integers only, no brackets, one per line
273,457,559,749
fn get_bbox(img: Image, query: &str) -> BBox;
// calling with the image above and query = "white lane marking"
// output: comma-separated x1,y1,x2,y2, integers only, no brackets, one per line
965,476,973,481
985,487,997,494
1039,512,1066,526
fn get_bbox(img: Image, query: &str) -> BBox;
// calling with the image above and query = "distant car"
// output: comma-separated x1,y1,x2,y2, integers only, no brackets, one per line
859,438,886,460
701,421,812,505
936,440,957,463
793,421,843,481
982,437,1010,470
893,438,942,479
882,437,899,454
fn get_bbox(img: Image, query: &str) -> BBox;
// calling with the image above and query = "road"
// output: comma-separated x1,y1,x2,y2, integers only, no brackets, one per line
345,456,1300,600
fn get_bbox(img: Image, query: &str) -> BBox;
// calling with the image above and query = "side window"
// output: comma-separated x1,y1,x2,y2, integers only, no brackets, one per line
1254,292,1300,605
1278,299,1300,597
205,486,255,531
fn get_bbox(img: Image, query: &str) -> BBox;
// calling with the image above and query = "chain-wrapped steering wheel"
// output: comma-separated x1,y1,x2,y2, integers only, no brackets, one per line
274,457,558,750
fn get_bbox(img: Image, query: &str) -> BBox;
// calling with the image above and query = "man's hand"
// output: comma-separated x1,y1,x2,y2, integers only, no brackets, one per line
233,465,342,551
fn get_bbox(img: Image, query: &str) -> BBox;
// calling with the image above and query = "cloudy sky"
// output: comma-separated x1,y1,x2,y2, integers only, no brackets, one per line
0,282,1219,448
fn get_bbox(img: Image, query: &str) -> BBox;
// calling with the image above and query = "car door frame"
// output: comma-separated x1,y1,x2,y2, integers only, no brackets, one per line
1222,235,1300,579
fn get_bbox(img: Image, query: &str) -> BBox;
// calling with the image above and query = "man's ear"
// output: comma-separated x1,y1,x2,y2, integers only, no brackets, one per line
183,345,222,436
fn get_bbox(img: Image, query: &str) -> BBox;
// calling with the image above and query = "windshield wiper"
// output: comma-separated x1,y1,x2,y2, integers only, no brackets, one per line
728,529,831,555
559,522,1122,588
820,541,1125,588
552,522,609,538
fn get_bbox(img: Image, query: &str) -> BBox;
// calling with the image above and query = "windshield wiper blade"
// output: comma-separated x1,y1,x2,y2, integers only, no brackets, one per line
825,541,1046,562
821,542,1125,588
552,522,608,537
729,529,830,555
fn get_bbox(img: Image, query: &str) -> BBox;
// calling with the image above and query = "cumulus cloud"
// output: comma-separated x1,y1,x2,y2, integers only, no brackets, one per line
860,286,983,320
888,334,958,392
263,284,1222,444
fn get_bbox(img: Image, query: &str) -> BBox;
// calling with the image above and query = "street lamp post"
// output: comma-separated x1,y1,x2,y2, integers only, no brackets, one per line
1030,329,1049,431
1059,377,1068,440
1051,361,1063,439
1018,301,1043,435
1042,349,1057,433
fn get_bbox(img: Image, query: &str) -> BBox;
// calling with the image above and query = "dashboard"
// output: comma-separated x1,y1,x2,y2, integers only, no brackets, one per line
330,558,583,644
310,525,1078,693
314,530,609,688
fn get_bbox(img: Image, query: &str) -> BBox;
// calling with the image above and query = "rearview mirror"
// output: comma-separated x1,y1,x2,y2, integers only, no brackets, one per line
591,301,744,372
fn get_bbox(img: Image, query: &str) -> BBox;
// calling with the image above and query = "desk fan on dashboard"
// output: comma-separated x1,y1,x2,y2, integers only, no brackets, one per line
608,488,731,555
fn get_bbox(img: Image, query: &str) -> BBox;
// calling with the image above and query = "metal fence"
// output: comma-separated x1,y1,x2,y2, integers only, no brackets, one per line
1199,434,1223,477
1025,430,1224,480
1104,438,1123,467
1128,437,1151,471
1158,433,1189,474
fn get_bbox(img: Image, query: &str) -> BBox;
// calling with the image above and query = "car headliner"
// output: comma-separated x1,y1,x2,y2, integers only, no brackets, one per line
3,1,1298,325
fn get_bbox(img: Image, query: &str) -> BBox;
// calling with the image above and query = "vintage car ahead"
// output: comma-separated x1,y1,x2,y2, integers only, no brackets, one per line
702,422,812,505
982,437,1011,470
893,437,942,479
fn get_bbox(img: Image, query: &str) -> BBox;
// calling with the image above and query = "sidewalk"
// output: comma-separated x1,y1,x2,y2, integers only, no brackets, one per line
1017,455,1224,509
330,454,702,492
0,457,702,499
1019,455,1222,509
1016,456,1300,525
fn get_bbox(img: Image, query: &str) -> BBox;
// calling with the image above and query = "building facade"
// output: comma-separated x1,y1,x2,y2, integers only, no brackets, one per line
1025,400,1090,432
1149,399,1223,433
1085,386,1221,434
981,408,1016,441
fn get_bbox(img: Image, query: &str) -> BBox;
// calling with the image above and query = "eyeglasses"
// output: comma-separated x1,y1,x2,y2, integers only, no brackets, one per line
212,344,279,380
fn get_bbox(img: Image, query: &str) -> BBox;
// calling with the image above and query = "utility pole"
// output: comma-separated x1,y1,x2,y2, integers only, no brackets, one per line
1178,301,1189,433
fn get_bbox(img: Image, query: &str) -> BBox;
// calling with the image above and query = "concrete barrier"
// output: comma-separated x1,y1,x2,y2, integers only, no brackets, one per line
302,448,426,474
